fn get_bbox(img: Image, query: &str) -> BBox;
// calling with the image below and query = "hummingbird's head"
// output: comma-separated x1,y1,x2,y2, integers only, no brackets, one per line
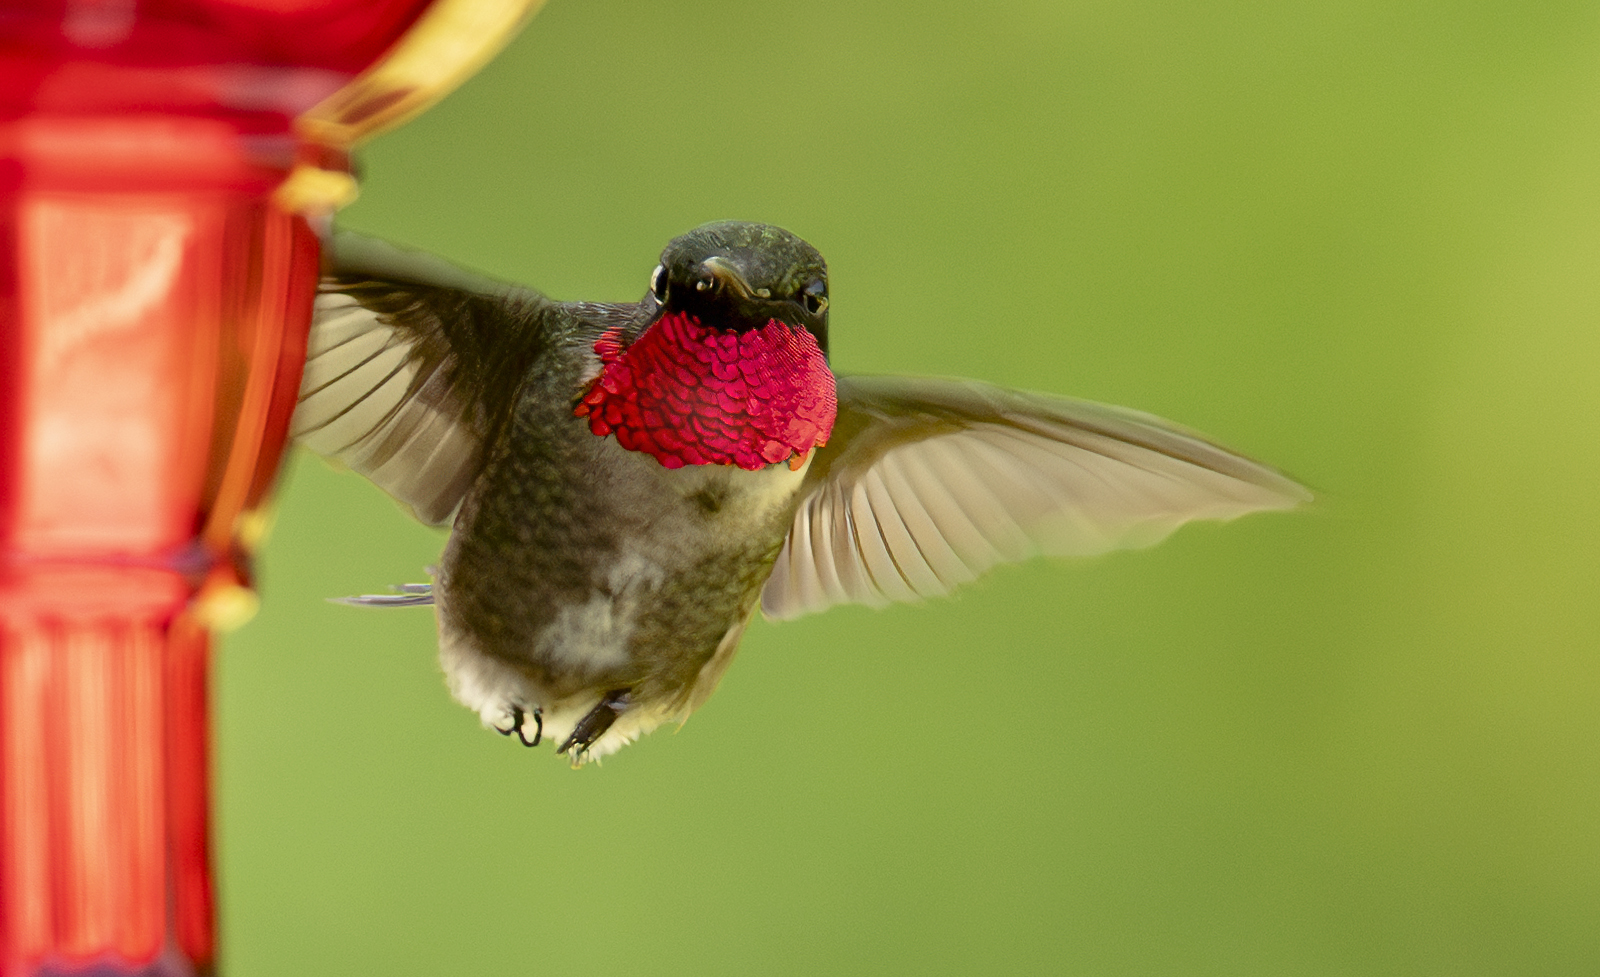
576,221,838,472
649,221,830,357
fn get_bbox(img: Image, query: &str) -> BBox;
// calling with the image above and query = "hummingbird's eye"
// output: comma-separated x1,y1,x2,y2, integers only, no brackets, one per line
801,279,828,316
650,264,669,303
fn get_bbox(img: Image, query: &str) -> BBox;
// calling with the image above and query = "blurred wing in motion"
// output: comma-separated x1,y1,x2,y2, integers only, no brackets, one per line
761,375,1310,620
291,232,552,524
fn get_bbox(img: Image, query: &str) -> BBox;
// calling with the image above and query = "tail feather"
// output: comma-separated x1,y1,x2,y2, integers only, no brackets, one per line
329,583,434,608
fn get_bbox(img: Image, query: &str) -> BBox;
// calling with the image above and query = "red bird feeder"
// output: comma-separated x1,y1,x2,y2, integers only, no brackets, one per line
0,2,538,973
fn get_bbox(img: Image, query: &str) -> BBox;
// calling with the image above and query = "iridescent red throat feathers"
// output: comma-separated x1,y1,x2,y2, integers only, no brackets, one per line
575,310,837,471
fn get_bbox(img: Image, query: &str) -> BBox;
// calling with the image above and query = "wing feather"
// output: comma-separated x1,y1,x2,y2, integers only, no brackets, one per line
860,468,932,602
291,233,567,525
831,481,877,604
877,450,979,590
848,479,916,605
761,375,1309,620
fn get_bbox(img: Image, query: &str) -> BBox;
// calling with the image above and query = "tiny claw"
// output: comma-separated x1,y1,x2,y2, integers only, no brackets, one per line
517,708,543,748
494,705,523,737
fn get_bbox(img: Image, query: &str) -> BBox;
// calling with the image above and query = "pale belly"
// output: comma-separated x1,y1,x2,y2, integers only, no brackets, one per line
432,440,811,762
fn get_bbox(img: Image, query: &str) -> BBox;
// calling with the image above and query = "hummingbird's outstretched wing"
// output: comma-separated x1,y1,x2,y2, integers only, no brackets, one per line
292,233,557,524
760,375,1310,620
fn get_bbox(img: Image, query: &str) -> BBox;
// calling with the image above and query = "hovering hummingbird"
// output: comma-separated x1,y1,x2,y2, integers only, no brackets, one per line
292,221,1308,765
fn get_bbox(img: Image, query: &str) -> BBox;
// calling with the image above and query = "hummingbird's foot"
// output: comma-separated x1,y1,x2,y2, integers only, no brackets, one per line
494,705,543,747
556,689,631,758
520,707,543,747
493,705,520,737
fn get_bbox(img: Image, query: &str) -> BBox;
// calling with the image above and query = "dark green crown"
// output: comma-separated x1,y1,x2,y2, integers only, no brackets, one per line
651,221,830,355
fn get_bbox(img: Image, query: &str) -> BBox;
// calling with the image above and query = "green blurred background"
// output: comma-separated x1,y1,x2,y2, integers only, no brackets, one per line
219,0,1600,973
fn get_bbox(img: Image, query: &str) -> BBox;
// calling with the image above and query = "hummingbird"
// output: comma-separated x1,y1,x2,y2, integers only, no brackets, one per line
292,221,1308,765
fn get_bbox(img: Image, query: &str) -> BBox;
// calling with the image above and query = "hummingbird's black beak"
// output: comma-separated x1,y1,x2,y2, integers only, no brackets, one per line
698,256,771,300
